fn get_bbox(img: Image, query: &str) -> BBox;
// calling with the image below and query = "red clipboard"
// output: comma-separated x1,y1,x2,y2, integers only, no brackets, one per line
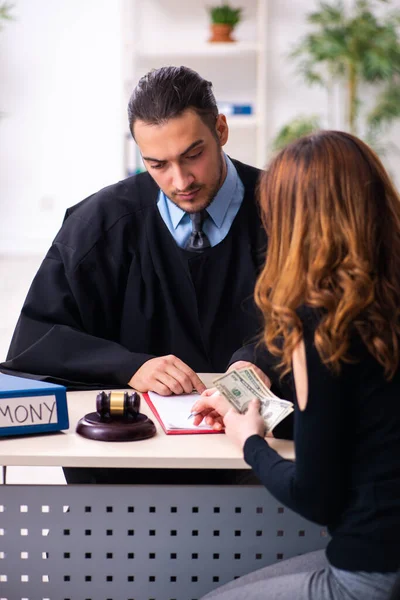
143,392,223,435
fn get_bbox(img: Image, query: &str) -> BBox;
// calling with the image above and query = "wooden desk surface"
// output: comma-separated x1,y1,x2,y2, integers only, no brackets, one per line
0,374,294,469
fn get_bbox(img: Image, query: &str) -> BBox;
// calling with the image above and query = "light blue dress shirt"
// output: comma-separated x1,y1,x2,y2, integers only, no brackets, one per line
157,154,245,248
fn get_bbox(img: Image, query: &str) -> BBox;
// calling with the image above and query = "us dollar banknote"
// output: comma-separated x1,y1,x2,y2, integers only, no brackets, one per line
213,368,293,433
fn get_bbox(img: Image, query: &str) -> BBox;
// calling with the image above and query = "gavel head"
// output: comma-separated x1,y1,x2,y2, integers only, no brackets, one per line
96,391,141,422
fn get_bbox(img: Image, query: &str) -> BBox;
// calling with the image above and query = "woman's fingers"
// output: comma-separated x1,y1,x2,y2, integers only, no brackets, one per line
192,407,214,426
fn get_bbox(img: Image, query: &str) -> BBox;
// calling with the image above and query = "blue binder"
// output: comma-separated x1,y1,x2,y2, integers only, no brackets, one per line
0,373,69,437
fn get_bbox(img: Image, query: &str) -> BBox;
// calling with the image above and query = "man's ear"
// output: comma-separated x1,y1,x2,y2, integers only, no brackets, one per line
215,114,229,146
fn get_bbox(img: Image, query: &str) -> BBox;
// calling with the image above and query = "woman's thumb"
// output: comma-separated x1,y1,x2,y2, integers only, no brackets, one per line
249,398,261,412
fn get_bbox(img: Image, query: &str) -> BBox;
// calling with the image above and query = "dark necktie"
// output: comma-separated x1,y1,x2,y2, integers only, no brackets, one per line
185,210,211,252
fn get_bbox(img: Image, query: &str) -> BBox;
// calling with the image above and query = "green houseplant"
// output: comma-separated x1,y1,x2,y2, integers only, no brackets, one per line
272,0,400,155
208,3,242,43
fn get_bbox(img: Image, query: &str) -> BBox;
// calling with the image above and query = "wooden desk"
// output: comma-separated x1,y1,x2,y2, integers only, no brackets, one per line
0,374,294,469
0,376,326,600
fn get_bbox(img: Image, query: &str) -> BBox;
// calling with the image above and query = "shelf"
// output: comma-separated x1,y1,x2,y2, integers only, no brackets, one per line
137,41,259,59
126,0,268,168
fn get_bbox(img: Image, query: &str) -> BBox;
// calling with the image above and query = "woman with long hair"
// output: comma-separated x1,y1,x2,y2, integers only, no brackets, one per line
193,131,400,599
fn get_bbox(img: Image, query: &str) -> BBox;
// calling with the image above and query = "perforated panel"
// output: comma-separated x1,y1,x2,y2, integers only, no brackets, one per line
0,484,328,600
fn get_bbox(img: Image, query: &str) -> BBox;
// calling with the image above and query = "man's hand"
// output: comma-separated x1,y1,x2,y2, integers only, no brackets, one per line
228,361,272,389
128,355,206,395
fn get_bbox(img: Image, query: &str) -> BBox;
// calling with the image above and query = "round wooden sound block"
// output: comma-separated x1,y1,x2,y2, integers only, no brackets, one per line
76,411,156,442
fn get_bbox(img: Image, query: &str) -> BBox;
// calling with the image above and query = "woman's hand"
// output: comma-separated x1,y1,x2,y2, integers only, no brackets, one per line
224,399,266,449
227,361,275,438
191,388,231,430
192,390,266,449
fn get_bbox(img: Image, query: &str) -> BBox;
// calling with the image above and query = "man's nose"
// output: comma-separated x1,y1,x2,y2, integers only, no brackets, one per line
172,167,194,191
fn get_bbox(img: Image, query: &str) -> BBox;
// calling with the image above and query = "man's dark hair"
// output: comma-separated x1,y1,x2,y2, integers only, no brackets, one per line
128,66,218,137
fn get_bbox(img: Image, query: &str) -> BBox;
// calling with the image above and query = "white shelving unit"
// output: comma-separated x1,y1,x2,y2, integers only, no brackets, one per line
137,41,260,58
122,0,268,174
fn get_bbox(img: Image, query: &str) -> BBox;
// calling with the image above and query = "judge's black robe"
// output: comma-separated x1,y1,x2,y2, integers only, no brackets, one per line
1,159,267,388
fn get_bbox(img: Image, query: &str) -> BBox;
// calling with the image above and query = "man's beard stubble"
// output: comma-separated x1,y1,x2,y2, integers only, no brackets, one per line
170,150,225,214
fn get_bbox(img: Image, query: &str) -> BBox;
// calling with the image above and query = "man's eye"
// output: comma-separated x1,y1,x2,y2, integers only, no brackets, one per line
150,163,164,170
187,151,203,160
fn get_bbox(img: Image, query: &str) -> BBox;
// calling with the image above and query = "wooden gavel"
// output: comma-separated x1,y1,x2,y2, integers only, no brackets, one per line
76,390,156,442
96,390,140,420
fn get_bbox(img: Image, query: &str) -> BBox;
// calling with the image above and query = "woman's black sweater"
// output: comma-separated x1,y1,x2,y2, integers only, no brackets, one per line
239,308,400,572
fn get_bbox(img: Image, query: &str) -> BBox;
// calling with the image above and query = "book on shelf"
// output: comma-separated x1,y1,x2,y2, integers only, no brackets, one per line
217,102,253,115
0,373,69,437
143,391,222,435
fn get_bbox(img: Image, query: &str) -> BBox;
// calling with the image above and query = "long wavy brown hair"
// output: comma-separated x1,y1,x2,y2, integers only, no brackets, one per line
255,130,400,379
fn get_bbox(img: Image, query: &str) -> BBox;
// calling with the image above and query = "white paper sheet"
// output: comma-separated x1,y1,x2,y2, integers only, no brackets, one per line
147,391,212,430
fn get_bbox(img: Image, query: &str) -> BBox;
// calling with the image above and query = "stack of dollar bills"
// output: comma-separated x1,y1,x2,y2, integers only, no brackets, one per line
213,367,294,433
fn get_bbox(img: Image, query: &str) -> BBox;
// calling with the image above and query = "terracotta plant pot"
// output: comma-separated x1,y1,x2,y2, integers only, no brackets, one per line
209,23,235,43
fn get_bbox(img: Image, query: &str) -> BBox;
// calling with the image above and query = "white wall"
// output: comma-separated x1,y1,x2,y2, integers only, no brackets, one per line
0,0,125,254
1,0,399,255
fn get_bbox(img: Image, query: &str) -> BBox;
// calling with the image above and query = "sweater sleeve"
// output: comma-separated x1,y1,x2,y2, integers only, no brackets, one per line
243,317,352,525
1,245,155,389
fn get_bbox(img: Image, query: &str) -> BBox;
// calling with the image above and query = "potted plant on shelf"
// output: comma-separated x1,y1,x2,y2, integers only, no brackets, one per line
208,3,242,43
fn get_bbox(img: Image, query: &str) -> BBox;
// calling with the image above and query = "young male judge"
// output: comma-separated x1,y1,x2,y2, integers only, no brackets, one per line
1,66,288,483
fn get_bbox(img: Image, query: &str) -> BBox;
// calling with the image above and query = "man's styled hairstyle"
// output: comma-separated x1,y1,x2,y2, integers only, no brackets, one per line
127,66,218,137
255,130,400,380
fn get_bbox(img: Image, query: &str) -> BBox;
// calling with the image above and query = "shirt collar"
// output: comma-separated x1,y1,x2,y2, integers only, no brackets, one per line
206,155,238,228
163,154,239,230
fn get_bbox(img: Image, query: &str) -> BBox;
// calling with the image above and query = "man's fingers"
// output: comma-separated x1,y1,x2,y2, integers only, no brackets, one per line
164,363,196,394
172,357,206,393
228,361,271,389
194,378,207,394
129,355,207,395
154,372,185,395
163,365,194,394
155,356,204,395
151,380,174,396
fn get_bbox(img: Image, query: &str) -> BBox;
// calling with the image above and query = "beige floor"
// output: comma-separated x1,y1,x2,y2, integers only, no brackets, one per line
0,255,66,484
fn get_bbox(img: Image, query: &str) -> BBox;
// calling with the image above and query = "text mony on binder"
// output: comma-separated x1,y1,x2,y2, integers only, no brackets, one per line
0,395,58,427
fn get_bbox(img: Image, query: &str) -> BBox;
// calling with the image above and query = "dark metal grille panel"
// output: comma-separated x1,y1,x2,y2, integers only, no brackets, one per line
0,484,328,600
